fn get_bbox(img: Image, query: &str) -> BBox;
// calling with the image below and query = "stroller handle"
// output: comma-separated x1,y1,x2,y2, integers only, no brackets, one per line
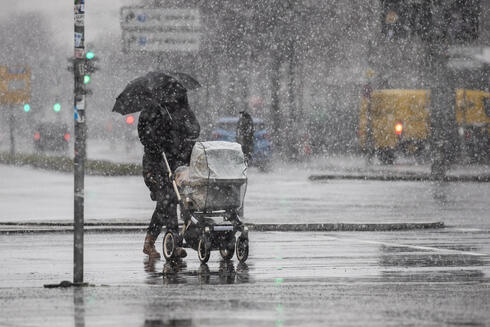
161,151,182,203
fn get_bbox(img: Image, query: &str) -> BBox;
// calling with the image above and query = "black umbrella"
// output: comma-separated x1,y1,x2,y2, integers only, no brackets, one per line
165,72,201,90
112,71,200,115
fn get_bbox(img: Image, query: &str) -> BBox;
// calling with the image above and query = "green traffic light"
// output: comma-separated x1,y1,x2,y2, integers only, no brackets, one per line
23,104,30,112
83,75,91,84
86,51,94,60
53,103,61,112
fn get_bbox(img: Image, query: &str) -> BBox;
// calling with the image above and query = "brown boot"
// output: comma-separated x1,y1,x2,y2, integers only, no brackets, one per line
143,233,161,259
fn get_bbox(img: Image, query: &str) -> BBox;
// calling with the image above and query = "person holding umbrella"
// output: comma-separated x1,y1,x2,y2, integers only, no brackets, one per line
113,72,201,259
139,80,200,259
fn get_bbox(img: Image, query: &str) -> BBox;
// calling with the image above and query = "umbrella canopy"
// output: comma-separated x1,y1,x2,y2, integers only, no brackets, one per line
112,71,200,115
165,72,201,90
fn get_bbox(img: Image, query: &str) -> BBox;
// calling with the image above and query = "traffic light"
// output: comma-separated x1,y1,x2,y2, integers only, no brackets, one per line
23,104,30,112
66,51,98,96
126,115,135,125
53,103,61,112
83,50,98,86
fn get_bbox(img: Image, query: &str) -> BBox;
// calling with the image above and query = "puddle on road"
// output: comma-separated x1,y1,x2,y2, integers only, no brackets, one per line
380,253,487,268
144,258,250,285
381,269,486,282
136,235,489,285
422,243,483,253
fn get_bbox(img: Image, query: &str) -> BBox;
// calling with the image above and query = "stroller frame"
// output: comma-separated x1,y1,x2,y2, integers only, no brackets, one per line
160,149,249,264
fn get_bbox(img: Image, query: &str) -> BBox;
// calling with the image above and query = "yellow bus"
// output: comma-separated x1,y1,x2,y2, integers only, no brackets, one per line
359,88,490,164
359,89,431,164
455,89,490,162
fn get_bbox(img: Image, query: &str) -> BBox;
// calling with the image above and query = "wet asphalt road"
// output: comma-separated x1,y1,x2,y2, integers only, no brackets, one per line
0,158,489,325
0,229,488,326
1,162,489,230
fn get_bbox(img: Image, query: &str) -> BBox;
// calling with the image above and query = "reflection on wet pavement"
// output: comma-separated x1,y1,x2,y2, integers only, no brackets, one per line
379,245,488,282
144,258,161,284
381,269,486,282
136,230,490,287
377,240,489,282
0,230,489,326
0,231,488,288
379,244,488,267
380,253,486,268
144,258,250,285
73,288,85,327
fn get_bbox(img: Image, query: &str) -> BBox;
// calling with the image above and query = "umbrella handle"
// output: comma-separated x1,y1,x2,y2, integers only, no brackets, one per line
161,151,182,203
156,103,173,121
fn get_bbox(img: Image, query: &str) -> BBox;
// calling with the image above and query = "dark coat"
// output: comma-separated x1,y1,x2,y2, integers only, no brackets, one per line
138,96,200,200
236,111,254,161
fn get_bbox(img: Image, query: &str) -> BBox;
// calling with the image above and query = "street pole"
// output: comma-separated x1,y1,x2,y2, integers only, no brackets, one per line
73,0,87,284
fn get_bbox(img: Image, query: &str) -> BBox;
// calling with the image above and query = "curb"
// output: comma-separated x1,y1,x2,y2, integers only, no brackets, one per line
249,222,445,232
0,222,444,234
309,174,490,183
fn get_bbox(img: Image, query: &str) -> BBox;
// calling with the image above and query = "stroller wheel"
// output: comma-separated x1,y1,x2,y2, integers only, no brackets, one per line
219,235,236,260
163,231,176,260
198,236,210,264
236,235,249,263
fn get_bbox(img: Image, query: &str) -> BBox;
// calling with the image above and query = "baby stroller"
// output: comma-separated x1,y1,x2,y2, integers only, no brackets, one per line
161,141,249,264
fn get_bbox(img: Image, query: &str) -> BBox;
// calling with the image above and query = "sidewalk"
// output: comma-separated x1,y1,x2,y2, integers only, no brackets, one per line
1,153,489,229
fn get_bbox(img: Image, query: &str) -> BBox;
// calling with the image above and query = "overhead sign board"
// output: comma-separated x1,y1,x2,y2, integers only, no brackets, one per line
121,8,200,29
122,31,200,52
120,7,201,52
0,66,31,104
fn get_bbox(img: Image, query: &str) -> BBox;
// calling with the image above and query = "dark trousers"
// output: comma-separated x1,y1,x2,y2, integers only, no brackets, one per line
147,190,178,237
142,140,196,238
143,152,179,238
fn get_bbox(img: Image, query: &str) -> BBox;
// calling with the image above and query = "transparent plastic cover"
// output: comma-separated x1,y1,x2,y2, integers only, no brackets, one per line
188,141,247,182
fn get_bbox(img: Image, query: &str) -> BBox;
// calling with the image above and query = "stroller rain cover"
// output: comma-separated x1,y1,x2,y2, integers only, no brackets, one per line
188,141,247,183
181,141,247,211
